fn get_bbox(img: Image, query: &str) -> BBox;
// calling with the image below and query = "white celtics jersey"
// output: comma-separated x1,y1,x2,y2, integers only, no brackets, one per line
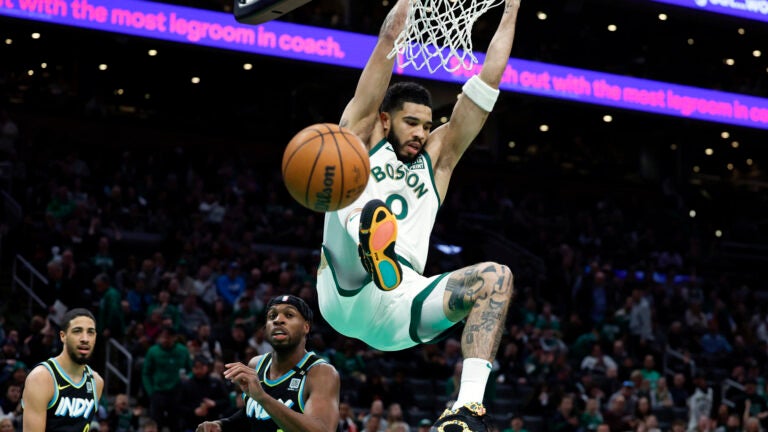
360,139,440,274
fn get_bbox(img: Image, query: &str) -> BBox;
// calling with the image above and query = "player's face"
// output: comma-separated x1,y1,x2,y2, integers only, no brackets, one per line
387,102,433,163
265,305,308,351
61,316,96,365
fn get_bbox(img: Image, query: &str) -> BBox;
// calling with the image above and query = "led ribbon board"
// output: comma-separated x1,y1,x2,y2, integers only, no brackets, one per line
651,0,768,23
2,0,768,129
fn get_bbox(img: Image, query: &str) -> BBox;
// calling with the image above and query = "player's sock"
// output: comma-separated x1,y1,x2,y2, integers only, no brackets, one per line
451,358,492,410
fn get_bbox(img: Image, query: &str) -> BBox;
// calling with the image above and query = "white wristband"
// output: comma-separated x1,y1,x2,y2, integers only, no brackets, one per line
462,75,500,112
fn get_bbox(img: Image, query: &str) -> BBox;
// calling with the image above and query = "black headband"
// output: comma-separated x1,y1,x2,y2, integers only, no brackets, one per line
266,295,313,323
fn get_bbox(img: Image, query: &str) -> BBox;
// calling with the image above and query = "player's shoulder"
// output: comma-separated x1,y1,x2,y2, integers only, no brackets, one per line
307,361,339,380
24,363,55,398
247,353,269,368
26,362,54,381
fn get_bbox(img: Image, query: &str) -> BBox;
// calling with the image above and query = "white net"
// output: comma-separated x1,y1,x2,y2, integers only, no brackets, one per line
387,0,505,73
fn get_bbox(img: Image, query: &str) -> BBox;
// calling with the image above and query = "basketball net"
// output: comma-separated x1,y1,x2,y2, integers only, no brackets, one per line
387,0,505,73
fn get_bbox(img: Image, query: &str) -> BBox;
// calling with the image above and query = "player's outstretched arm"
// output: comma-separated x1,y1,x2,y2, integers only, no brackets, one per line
339,0,409,146
22,366,55,432
431,0,521,172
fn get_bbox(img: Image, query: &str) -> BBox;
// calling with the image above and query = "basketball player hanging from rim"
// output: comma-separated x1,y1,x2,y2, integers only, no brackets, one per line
316,0,521,429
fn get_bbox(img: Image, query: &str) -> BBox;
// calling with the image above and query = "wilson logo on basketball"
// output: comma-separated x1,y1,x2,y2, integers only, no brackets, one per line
315,166,336,211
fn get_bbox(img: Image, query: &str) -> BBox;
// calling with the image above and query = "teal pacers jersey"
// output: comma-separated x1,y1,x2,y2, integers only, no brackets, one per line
42,359,98,432
355,139,440,274
242,352,326,432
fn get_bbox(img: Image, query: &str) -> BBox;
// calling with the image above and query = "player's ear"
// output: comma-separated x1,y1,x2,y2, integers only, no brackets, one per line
380,111,391,131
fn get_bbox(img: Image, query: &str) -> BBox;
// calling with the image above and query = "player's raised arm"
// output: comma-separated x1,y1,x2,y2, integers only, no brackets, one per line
431,0,521,172
339,0,409,145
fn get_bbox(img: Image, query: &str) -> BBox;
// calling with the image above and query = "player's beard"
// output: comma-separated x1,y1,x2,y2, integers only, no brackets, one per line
66,342,91,365
387,129,417,163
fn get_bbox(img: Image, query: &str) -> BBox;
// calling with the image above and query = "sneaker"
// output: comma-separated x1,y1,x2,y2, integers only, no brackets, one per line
357,199,402,291
431,402,491,432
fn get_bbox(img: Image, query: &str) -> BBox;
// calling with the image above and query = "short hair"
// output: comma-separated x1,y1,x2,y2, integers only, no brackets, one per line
62,308,96,331
381,82,432,114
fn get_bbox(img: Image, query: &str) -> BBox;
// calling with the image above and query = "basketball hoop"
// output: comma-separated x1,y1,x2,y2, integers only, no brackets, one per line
234,0,312,25
387,0,504,73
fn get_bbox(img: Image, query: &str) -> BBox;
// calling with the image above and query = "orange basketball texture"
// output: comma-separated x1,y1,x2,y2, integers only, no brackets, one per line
282,123,370,212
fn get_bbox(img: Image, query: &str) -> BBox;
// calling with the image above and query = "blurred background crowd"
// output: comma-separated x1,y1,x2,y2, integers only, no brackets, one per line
1,0,768,431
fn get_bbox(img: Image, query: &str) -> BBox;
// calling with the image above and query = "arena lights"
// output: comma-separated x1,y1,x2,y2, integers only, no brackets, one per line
602,115,613,123
687,38,695,45
98,64,108,71
658,13,668,20
651,0,768,24
536,11,547,20
191,77,201,84
4,38,11,44
731,141,740,148
607,24,617,32
41,62,47,69
31,32,40,39
3,0,768,130
670,144,678,150
715,230,723,238
738,28,745,35
539,124,549,132
243,63,253,70
721,131,730,139
705,148,714,155
753,50,762,58
689,210,697,218
148,49,158,56
724,58,735,66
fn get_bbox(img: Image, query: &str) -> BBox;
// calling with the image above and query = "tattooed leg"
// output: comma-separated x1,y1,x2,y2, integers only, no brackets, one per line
443,262,514,360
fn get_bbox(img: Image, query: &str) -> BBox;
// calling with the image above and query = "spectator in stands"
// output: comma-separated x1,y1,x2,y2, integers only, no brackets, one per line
634,396,653,426
177,355,229,432
141,326,191,432
611,339,636,380
700,322,733,359
650,376,674,409
95,272,125,340
603,394,631,432
737,379,768,429
385,403,408,432
107,393,141,432
0,418,13,432
0,382,22,424
687,373,714,430
629,287,654,356
91,235,116,274
139,418,159,432
193,323,221,362
179,294,209,338
685,301,708,337
581,342,618,377
608,381,638,417
126,274,154,323
640,354,661,391
338,402,359,432
147,289,180,333
669,373,689,408
714,413,741,432
550,394,579,432
220,323,249,363
215,261,246,307
193,265,217,314
418,418,434,432
580,397,603,432
361,400,387,432
644,414,662,432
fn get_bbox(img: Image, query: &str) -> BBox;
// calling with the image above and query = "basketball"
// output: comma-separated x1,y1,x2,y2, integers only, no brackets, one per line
282,123,370,212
